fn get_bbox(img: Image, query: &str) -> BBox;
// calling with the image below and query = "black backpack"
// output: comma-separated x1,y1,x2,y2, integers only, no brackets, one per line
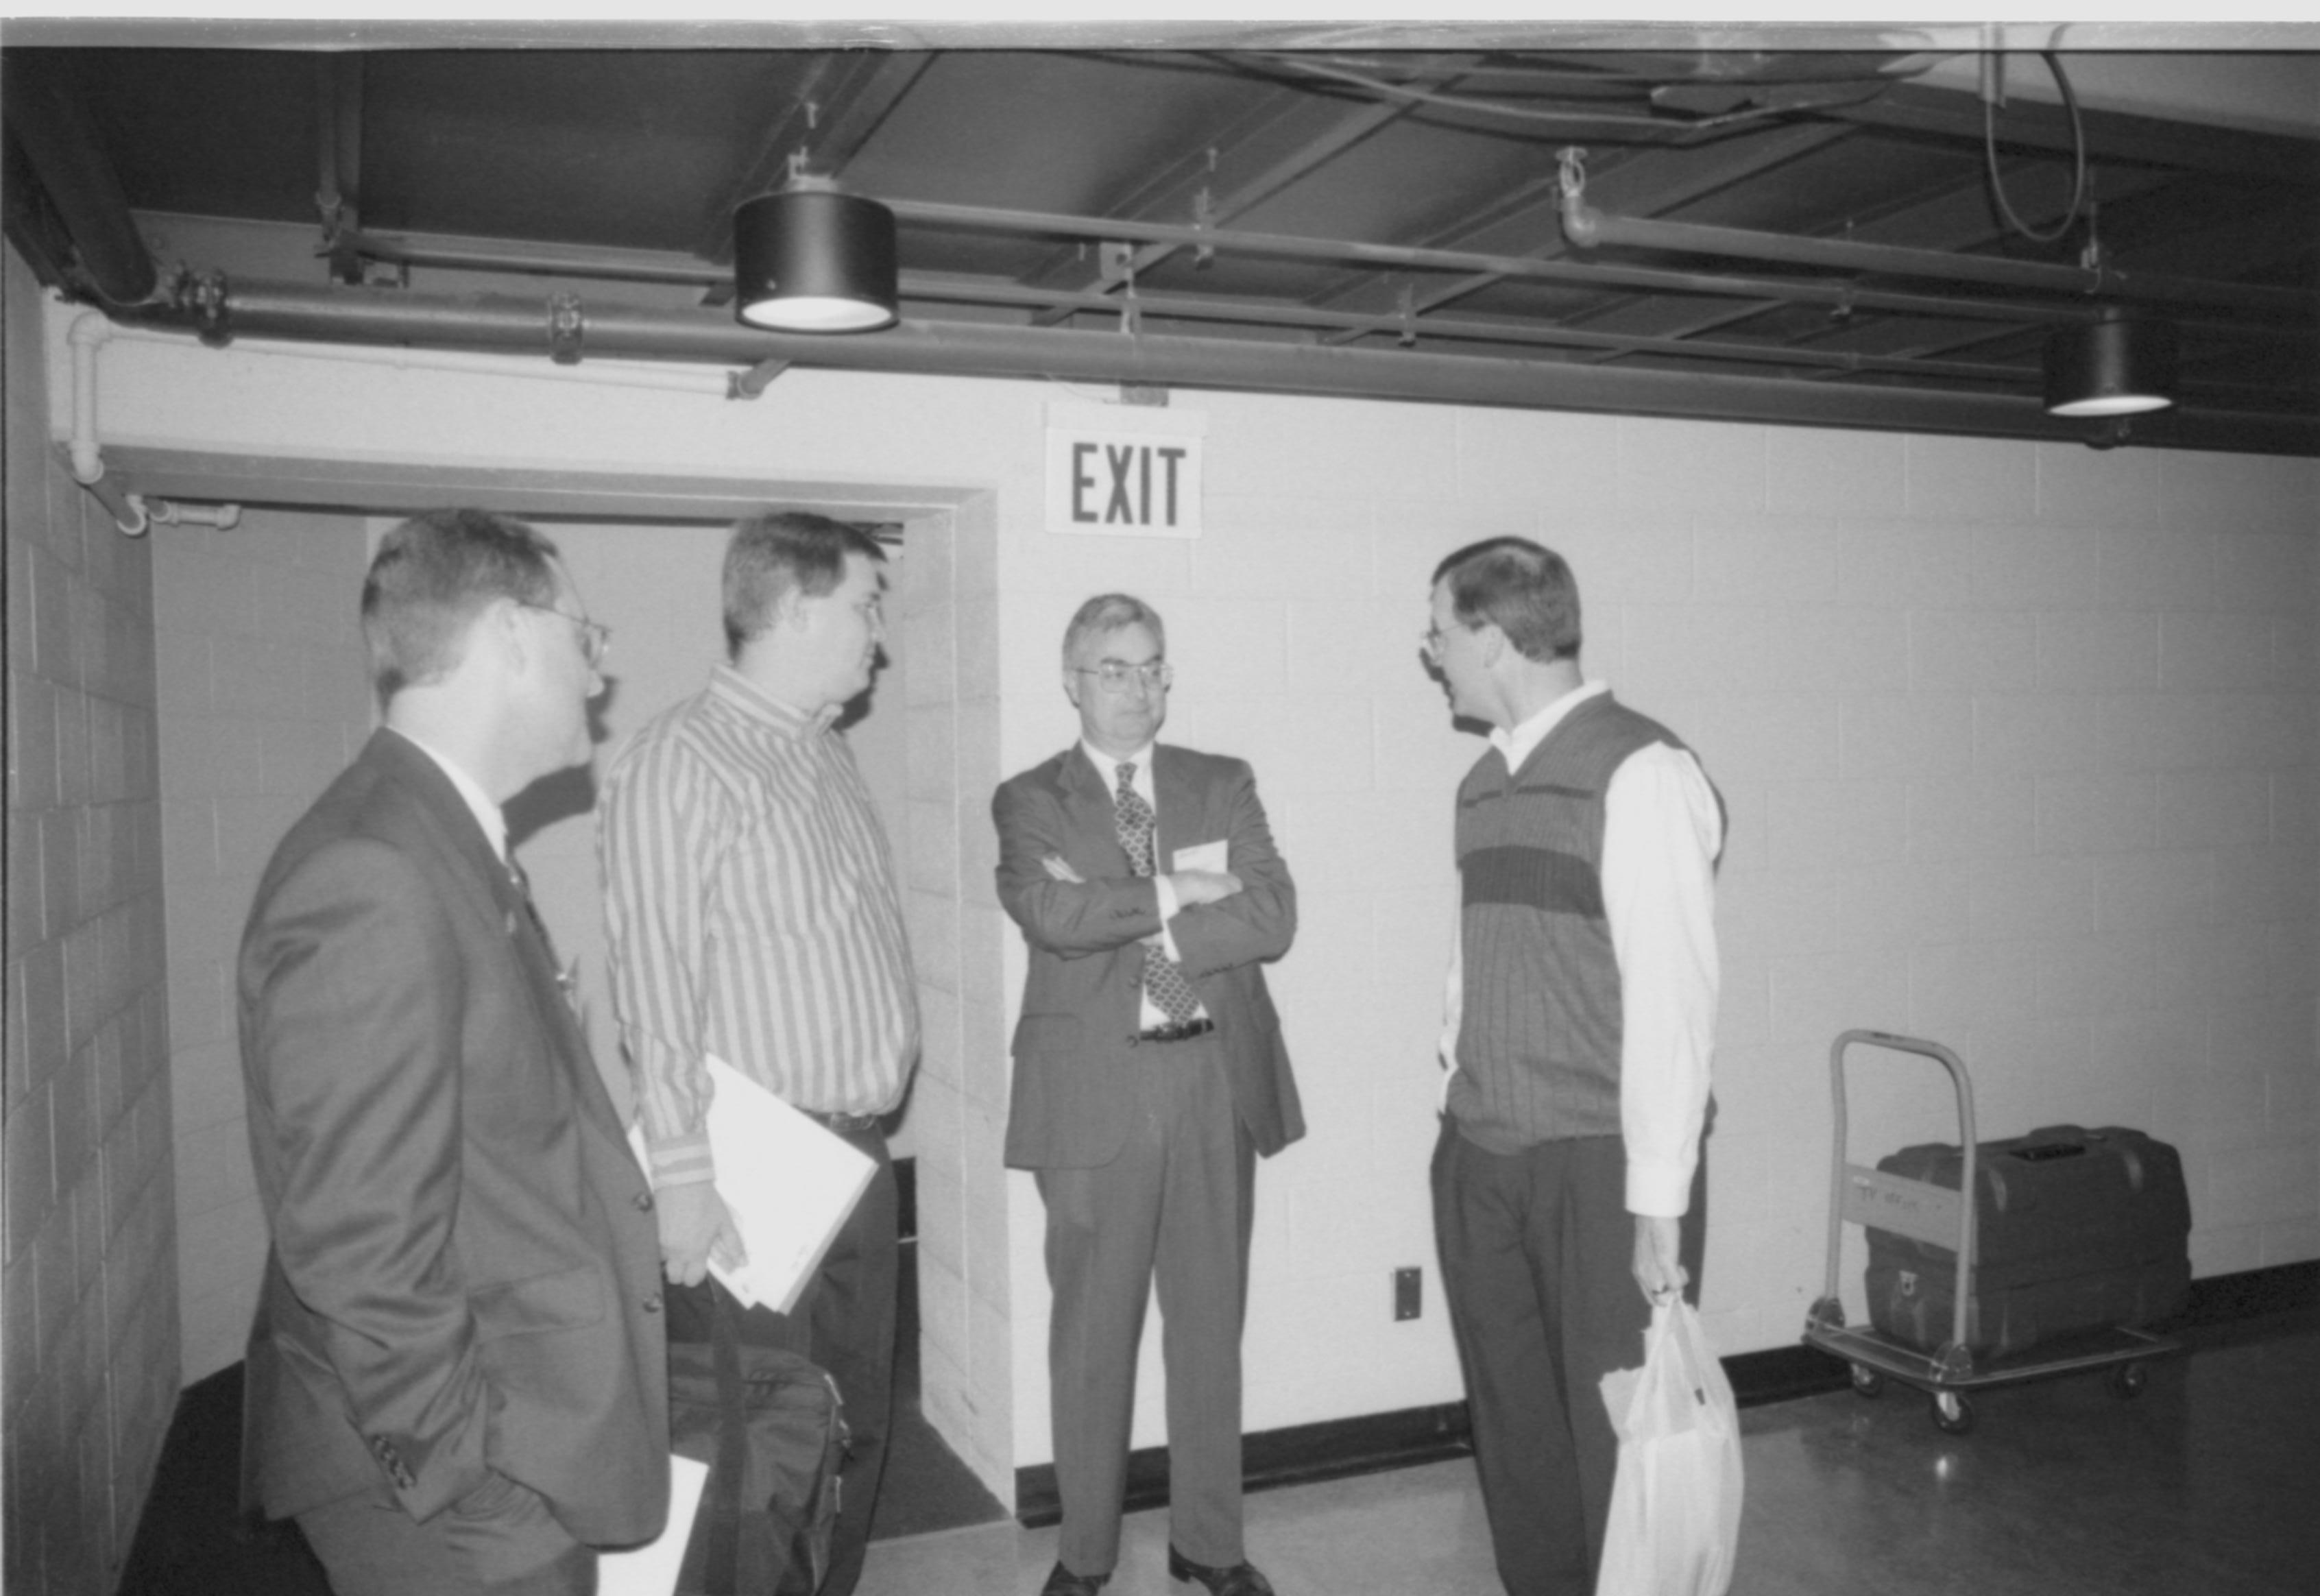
669,1286,847,1595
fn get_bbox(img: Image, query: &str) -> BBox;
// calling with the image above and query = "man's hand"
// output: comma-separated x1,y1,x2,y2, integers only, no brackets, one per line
1169,869,1244,906
656,1181,746,1287
1632,1213,1686,1305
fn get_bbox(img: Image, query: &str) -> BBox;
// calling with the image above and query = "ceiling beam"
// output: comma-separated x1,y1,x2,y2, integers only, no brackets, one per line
1819,79,2320,189
692,50,933,265
1307,117,1858,341
1022,53,1484,323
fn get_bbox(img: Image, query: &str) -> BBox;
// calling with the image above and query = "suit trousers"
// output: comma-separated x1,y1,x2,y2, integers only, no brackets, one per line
1431,1126,1655,1596
295,1473,591,1596
668,1128,899,1596
1037,1036,1255,1577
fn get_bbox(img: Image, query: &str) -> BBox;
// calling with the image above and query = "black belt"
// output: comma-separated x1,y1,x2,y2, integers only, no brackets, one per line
799,1108,884,1135
1133,1017,1215,1045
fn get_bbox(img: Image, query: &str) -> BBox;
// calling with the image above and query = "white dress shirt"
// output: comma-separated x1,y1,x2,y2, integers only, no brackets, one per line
1080,739,1209,1028
391,727,508,864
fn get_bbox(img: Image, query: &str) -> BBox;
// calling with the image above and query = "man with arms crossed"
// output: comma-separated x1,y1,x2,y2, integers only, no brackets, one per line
995,594,1301,1596
239,509,668,1595
599,509,919,1596
1422,537,1721,1596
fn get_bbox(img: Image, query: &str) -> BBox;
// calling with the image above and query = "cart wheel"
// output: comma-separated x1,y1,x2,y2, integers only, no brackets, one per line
1848,1363,1885,1399
2107,1362,2149,1399
1931,1390,1974,1436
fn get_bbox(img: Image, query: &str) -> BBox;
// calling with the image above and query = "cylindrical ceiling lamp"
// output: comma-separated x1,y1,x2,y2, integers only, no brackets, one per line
732,175,898,334
2042,307,2177,418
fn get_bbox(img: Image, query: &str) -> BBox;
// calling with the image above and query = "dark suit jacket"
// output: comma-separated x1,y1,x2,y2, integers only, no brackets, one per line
994,742,1302,1169
237,729,669,1543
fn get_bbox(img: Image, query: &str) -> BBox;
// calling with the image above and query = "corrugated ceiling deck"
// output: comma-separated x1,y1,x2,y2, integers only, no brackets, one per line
4,36,2316,455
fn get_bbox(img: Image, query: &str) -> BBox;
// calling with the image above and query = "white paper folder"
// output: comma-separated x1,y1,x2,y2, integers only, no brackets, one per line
597,1454,708,1596
628,1054,878,1315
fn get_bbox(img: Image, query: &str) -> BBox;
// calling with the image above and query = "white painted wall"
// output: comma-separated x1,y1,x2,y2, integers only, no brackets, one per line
62,307,2319,1498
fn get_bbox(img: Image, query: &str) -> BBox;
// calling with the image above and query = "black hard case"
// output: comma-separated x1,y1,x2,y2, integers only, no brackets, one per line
1865,1124,2191,1360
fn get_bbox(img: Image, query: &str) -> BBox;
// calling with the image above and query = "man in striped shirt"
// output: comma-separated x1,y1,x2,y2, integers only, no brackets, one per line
599,509,919,1596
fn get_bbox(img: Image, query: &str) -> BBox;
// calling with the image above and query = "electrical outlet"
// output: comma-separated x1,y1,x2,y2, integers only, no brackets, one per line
1393,1266,1422,1321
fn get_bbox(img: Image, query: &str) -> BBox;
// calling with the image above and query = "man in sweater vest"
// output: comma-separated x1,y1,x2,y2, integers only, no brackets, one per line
1422,537,1722,1596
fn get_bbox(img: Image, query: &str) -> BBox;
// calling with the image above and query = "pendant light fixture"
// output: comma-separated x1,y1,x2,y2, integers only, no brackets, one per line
2043,306,2177,418
732,156,899,334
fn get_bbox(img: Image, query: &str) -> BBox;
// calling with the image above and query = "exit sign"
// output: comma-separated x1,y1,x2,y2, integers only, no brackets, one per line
1044,401,1205,538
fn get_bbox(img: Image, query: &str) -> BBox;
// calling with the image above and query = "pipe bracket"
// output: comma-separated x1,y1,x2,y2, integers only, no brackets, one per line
547,292,586,365
186,269,233,347
1557,147,1598,248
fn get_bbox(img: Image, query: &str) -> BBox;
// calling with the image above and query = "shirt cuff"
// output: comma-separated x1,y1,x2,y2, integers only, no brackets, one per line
1625,1157,1695,1219
647,1137,716,1188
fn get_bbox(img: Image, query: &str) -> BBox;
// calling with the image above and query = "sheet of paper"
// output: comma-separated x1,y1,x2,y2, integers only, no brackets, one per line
627,1054,878,1314
1172,838,1229,873
598,1454,710,1596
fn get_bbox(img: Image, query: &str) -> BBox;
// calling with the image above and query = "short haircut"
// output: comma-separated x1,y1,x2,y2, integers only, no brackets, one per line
361,508,563,702
723,510,887,659
1431,536,1582,664
1061,592,1166,668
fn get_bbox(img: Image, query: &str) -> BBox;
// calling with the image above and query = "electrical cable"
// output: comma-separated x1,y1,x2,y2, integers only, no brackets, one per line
1983,51,2088,245
1242,53,1891,139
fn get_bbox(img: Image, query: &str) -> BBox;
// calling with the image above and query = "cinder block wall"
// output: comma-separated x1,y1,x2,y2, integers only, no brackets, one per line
43,304,2320,1503
151,508,374,1381
4,252,179,1595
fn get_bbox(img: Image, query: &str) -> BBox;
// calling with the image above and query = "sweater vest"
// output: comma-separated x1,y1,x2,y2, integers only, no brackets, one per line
1447,693,1704,1155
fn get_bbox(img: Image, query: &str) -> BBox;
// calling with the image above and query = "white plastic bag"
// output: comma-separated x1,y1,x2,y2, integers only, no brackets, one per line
1595,1298,1744,1596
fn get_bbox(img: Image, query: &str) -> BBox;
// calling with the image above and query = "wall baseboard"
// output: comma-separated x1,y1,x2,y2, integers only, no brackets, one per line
1011,1257,2319,1525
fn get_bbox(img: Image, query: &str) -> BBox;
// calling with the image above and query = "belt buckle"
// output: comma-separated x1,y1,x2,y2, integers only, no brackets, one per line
1137,1017,1213,1045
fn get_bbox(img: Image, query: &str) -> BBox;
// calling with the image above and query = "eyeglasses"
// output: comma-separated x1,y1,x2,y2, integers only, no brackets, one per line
519,603,612,670
1074,660,1174,694
1420,616,1481,661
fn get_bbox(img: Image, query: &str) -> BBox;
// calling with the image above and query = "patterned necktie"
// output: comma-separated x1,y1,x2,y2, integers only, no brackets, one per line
1113,762,1203,1024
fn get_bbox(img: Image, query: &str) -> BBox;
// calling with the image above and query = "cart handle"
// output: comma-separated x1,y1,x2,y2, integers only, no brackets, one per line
1824,1030,1979,1363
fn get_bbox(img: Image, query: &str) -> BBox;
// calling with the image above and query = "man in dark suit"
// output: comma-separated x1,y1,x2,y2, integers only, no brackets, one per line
238,509,669,1595
994,593,1301,1596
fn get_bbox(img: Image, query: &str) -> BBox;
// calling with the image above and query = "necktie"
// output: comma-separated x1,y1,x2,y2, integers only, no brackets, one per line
1113,762,1203,1024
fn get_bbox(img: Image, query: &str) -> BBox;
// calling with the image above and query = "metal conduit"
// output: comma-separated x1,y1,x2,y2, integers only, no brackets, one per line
352,230,2025,383
107,275,2319,456
1559,197,2315,319
880,198,2116,328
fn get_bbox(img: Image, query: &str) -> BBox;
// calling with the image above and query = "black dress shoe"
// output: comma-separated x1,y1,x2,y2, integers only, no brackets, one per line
1038,1561,1109,1595
1168,1545,1277,1596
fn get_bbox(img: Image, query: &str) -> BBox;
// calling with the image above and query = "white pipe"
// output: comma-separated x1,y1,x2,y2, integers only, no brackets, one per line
67,311,112,483
70,313,243,534
96,322,745,396
134,495,242,530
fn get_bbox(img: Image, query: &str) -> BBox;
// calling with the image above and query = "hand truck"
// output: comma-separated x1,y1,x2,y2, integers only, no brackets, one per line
1801,1029,2178,1435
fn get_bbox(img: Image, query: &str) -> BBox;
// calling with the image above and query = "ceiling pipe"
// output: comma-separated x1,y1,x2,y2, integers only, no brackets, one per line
348,231,2022,383
1,54,158,306
104,273,2317,456
878,199,2120,329
1558,179,2310,320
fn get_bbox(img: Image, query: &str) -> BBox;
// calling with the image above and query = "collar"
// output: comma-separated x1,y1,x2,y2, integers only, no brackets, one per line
1079,739,1157,801
1490,680,1610,773
708,662,840,739
388,727,508,862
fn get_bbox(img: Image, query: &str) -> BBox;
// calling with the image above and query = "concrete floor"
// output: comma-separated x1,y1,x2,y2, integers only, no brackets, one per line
856,1314,2319,1596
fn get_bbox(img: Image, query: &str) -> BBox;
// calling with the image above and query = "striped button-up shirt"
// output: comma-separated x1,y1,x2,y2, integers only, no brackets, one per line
599,664,919,1187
